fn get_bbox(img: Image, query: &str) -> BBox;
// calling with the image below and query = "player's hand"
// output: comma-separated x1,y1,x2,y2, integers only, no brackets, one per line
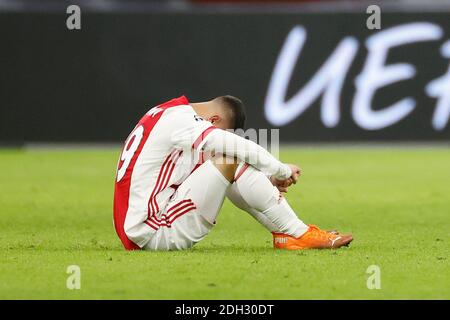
287,164,301,184
270,176,291,193
271,164,301,192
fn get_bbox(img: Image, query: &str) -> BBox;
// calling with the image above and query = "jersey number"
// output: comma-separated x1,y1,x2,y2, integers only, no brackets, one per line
117,125,144,182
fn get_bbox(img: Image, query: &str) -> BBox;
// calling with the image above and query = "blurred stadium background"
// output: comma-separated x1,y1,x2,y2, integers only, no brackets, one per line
1,0,449,146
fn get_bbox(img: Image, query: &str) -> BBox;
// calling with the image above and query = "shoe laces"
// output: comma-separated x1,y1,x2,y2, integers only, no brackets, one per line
307,225,336,240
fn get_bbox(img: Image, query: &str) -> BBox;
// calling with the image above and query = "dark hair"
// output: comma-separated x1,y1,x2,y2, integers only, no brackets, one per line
217,95,246,130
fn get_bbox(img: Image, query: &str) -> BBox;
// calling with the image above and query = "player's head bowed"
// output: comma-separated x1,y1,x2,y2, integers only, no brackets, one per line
192,95,246,131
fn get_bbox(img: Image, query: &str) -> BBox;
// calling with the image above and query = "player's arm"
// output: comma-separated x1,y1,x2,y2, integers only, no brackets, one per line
170,109,298,183
200,129,297,181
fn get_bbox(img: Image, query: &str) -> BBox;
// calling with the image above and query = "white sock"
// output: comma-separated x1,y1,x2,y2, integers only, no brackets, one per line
227,164,308,238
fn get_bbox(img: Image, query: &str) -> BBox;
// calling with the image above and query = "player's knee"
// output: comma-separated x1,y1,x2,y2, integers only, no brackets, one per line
235,166,280,211
238,183,279,212
211,154,239,182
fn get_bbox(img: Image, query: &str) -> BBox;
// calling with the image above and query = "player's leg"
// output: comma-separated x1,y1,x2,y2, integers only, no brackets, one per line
143,155,237,251
227,163,353,250
227,163,308,237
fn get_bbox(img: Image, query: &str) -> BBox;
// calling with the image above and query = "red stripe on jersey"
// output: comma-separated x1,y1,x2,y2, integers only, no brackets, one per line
147,204,196,228
166,199,193,213
148,150,180,217
148,151,174,216
166,202,195,220
192,126,217,149
234,163,250,182
148,199,193,223
147,199,196,228
168,205,197,224
144,219,159,230
161,151,183,192
113,96,189,251
147,150,183,219
158,96,189,110
188,151,207,176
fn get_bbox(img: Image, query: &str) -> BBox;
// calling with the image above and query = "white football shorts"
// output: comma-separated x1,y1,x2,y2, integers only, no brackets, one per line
143,160,230,250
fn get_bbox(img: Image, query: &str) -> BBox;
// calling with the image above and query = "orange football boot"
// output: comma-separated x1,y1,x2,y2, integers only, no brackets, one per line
273,225,353,250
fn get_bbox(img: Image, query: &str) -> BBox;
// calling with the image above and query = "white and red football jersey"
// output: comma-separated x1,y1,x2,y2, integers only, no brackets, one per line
113,96,215,250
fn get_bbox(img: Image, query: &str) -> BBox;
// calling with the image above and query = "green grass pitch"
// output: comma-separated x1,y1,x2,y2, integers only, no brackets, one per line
0,147,449,299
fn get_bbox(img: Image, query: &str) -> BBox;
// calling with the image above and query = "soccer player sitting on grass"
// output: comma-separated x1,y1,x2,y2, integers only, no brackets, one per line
113,96,353,251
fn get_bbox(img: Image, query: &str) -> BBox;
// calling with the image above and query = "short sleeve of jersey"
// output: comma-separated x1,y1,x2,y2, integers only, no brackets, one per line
169,106,216,150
